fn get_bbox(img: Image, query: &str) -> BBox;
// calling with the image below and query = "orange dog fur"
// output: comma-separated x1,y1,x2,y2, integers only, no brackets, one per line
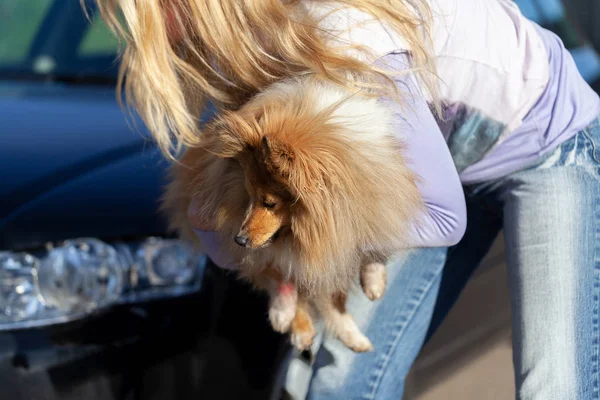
162,76,423,352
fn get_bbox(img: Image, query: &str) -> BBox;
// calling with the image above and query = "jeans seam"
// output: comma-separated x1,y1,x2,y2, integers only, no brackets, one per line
365,254,445,400
593,193,600,398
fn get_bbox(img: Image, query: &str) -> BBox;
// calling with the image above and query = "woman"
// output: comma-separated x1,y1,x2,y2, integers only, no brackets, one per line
96,0,600,398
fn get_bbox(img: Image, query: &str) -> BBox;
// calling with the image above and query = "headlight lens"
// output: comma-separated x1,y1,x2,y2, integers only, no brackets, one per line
38,238,124,312
0,252,41,322
138,237,196,286
0,237,205,331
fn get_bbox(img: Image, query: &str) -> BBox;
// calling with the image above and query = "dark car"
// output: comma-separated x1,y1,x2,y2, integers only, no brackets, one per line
0,2,288,399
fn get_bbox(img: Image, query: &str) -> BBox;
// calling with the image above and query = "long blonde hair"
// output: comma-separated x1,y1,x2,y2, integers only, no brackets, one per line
93,0,438,158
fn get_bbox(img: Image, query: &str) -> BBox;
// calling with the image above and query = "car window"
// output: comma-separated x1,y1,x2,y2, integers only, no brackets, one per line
0,0,119,82
79,14,121,57
0,0,53,64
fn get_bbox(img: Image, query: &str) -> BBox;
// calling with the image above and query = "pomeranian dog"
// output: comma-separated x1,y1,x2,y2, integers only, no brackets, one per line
162,75,423,352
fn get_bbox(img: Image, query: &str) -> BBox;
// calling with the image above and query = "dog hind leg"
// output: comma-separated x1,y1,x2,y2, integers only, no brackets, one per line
318,293,373,352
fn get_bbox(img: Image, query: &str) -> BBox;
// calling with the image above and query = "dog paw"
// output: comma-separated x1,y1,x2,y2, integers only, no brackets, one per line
360,262,387,301
269,306,296,332
341,330,374,353
336,314,374,353
268,284,297,333
291,328,316,351
269,301,296,333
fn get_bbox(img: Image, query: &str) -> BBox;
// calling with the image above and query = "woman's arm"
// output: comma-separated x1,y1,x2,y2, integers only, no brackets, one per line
382,51,467,248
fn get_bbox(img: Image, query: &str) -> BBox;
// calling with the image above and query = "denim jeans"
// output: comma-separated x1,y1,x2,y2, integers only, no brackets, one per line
296,117,600,400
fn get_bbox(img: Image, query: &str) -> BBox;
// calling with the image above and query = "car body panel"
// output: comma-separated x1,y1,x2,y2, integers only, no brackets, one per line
0,81,169,249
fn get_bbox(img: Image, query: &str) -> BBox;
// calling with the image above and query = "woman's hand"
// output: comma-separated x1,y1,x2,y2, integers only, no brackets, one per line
188,197,239,270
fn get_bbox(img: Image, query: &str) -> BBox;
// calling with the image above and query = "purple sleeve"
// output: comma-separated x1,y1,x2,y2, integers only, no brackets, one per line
381,52,466,248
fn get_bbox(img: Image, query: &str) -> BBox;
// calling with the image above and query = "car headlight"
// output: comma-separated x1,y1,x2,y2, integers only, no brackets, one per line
0,237,206,331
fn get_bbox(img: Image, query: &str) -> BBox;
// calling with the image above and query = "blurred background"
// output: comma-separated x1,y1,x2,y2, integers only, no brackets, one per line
0,1,598,399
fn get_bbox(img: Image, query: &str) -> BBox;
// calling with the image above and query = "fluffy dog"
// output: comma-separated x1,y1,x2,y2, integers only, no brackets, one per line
162,76,423,352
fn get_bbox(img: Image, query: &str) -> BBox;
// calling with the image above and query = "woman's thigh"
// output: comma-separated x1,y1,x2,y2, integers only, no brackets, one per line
306,247,448,400
502,126,600,400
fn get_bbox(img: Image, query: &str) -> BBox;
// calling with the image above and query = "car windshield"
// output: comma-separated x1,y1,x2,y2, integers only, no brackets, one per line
0,0,120,83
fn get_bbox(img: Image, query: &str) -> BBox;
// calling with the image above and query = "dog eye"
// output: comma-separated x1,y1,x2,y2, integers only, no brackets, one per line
263,200,277,209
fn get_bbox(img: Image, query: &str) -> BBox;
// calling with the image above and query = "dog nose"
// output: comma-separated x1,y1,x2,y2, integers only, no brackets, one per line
234,235,249,247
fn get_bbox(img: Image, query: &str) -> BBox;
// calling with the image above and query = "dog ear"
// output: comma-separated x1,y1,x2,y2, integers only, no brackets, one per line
262,136,295,177
206,117,245,158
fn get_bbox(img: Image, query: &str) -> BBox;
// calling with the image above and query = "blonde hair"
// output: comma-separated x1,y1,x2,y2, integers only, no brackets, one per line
93,0,438,158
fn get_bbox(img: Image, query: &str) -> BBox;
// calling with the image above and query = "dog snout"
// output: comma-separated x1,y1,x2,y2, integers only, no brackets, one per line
234,234,250,247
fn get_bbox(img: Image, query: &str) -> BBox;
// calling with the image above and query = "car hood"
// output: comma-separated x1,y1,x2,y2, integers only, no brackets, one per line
0,81,170,249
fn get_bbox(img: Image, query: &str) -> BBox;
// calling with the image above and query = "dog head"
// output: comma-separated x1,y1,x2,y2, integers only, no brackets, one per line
204,109,300,249
233,140,294,249
204,77,391,255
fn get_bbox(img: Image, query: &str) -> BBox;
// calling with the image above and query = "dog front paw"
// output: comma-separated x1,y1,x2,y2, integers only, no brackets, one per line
269,306,296,332
269,291,297,333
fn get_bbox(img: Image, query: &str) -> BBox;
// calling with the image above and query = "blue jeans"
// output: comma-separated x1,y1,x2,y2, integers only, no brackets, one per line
301,118,600,400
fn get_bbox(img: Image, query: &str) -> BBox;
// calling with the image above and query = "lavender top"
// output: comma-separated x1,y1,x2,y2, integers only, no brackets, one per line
456,24,600,183
384,23,599,247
